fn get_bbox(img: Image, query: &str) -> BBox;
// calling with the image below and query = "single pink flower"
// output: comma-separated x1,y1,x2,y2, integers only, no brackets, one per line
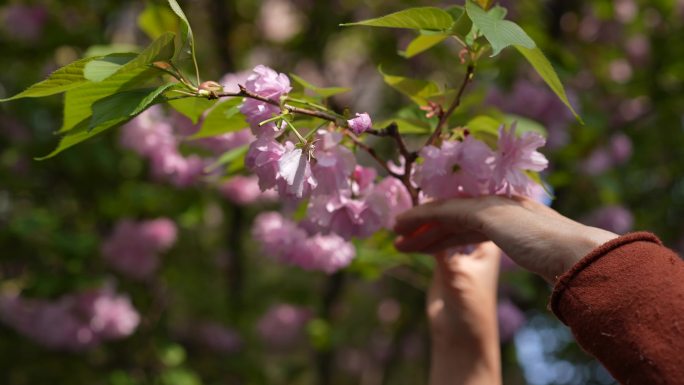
490,123,548,197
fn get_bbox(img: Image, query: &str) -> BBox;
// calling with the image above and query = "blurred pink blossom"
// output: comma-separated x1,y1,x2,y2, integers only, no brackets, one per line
193,322,242,353
1,5,48,42
497,300,525,343
582,205,634,234
257,304,311,348
252,212,355,273
101,218,178,280
219,175,277,205
0,288,139,351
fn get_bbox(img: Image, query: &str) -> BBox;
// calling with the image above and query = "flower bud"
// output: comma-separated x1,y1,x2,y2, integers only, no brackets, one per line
347,113,372,135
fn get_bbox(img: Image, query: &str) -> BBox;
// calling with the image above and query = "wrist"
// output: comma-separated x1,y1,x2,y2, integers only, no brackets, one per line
545,225,619,282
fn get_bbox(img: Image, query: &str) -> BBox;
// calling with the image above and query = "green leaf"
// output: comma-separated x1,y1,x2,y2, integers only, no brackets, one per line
138,2,180,39
89,84,177,129
83,53,138,82
399,34,449,58
39,85,176,160
514,45,581,122
290,74,350,98
84,44,141,58
190,98,247,139
465,0,534,56
445,5,472,37
377,118,430,134
378,66,441,105
502,114,547,137
1,57,96,101
465,115,500,147
167,0,200,84
341,7,454,31
59,33,176,134
168,97,217,124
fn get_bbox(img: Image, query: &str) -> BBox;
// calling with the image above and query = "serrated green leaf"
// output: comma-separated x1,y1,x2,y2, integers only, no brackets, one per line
445,5,472,37
400,34,448,58
83,53,137,82
84,44,141,58
138,3,179,39
341,7,454,31
89,84,177,129
1,57,96,101
377,118,431,134
59,33,175,134
465,0,534,56
378,66,441,105
168,97,217,124
289,74,350,98
39,85,176,160
167,0,199,84
514,45,581,122
190,98,247,139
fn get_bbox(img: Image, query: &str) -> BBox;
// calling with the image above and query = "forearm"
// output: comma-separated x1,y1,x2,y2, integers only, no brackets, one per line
430,327,501,385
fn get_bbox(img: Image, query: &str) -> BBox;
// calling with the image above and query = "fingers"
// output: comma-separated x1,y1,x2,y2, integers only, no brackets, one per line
394,224,451,253
393,200,449,235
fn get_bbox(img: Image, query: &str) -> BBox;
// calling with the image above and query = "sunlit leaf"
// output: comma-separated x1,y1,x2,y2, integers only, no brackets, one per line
465,0,534,56
83,53,138,82
290,74,350,97
89,84,177,129
341,7,454,31
190,98,247,139
399,34,449,58
84,44,141,58
514,45,581,122
1,57,96,101
378,66,441,105
138,2,179,39
168,97,217,124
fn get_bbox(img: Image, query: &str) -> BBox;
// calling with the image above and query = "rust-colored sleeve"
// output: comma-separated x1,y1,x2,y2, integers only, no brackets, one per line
550,232,684,385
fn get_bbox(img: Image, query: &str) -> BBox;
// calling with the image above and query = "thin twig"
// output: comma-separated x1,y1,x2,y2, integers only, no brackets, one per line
425,64,475,147
217,86,342,123
344,130,401,179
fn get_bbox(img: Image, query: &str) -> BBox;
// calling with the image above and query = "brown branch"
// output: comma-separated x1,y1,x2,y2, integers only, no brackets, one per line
425,64,475,147
217,86,342,123
344,130,401,179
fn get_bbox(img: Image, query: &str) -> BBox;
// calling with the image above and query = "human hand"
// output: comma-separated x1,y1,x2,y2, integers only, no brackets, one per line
428,242,501,385
395,196,619,282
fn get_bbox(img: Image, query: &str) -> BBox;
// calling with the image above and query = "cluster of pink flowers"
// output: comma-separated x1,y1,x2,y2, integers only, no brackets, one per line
238,65,414,271
415,123,548,199
0,288,139,351
257,303,312,348
252,212,356,273
120,106,205,187
121,100,275,206
101,218,178,280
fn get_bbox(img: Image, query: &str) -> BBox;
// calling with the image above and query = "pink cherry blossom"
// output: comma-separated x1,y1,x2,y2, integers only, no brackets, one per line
219,175,277,205
366,177,412,229
252,212,355,273
311,130,356,196
0,288,139,351
490,123,548,197
257,304,312,348
101,218,178,280
347,112,372,135
240,65,292,138
245,138,285,191
415,136,493,199
277,141,317,199
192,322,242,353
